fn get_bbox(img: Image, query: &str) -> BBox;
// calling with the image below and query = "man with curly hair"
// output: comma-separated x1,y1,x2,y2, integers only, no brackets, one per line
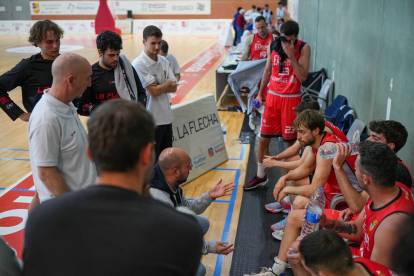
75,30,147,116
0,19,63,121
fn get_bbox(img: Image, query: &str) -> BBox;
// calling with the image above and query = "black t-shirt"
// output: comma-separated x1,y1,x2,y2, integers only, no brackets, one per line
397,159,413,189
75,62,146,116
0,53,54,121
23,185,203,276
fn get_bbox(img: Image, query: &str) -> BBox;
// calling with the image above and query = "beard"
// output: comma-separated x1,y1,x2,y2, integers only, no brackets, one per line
176,170,188,185
102,58,117,69
298,135,316,147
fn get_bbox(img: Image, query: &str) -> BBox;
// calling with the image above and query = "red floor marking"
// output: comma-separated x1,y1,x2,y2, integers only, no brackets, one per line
0,42,228,260
0,173,34,260
171,42,228,105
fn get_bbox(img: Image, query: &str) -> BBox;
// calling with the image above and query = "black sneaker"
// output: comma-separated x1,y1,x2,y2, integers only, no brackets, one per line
243,174,269,190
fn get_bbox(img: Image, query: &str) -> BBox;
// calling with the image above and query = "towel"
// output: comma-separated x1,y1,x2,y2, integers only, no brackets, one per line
114,53,138,101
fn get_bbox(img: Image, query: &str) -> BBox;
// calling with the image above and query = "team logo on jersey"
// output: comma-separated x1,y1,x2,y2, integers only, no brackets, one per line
369,219,378,231
268,39,272,44
208,148,214,157
404,190,410,200
5,103,14,109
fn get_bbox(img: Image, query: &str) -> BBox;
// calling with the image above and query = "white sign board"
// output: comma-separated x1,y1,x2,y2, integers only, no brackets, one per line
29,1,210,15
172,94,228,184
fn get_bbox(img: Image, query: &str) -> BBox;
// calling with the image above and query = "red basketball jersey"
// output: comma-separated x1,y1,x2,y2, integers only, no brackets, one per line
268,39,303,95
325,120,348,142
359,182,414,259
355,258,399,276
250,33,273,61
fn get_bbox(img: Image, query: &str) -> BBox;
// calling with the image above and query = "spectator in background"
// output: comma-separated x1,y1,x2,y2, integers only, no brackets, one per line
245,5,256,20
159,39,181,105
75,30,146,116
231,7,242,46
23,99,203,276
28,53,97,205
275,18,284,32
262,4,274,28
251,7,262,33
246,19,253,33
276,2,288,20
236,9,247,44
132,25,177,161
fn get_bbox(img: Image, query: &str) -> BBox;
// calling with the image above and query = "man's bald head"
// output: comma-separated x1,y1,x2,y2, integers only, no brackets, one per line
158,148,188,172
52,53,90,81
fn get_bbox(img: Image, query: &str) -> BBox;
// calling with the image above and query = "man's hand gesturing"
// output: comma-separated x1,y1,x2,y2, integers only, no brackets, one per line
209,179,235,199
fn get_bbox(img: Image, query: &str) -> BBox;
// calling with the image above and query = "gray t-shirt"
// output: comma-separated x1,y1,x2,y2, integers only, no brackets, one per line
28,91,97,203
132,51,176,125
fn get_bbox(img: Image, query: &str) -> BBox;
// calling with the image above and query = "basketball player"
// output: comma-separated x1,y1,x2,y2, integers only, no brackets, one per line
0,19,63,121
244,20,310,190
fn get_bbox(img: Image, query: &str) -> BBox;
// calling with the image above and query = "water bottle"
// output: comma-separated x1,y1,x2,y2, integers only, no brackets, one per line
252,99,264,113
229,48,234,63
221,121,227,143
301,187,325,238
319,142,360,160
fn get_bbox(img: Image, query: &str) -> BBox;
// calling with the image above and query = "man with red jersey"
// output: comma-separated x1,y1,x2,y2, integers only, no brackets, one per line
286,230,400,276
241,15,274,130
244,20,310,190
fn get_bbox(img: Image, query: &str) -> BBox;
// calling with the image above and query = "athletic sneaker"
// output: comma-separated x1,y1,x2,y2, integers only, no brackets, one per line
265,201,291,213
272,230,284,241
244,267,278,276
243,174,268,190
271,217,287,231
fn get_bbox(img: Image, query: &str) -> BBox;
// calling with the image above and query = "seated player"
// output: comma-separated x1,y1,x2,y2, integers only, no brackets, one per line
263,99,348,214
257,141,414,276
286,230,400,276
149,148,235,276
269,109,360,232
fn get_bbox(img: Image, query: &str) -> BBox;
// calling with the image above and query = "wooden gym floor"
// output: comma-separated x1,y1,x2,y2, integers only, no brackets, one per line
0,34,250,276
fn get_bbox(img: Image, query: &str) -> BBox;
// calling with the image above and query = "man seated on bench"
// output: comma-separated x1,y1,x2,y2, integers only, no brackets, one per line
255,141,414,276
263,99,348,214
266,109,360,233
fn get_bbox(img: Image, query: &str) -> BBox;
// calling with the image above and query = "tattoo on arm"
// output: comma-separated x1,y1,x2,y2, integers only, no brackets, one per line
324,221,358,235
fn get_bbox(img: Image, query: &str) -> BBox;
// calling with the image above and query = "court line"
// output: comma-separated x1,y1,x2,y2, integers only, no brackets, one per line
0,148,29,151
0,158,30,161
228,144,246,161
0,172,32,197
212,167,241,276
187,198,230,203
179,41,217,68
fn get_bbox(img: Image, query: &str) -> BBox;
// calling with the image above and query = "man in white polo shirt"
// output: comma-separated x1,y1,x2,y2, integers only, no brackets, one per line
132,25,177,160
28,53,97,203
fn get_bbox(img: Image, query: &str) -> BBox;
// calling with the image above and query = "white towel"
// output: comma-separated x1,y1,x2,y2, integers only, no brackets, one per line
114,53,138,101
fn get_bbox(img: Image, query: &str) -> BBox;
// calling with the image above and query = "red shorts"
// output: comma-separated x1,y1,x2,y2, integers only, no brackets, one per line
260,93,301,140
324,209,359,221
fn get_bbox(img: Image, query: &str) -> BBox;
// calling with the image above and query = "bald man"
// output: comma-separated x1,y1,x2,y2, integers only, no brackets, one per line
28,53,97,204
149,147,235,276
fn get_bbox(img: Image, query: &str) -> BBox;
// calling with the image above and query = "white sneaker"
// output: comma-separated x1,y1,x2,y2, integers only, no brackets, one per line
272,230,284,241
244,267,278,276
249,112,256,130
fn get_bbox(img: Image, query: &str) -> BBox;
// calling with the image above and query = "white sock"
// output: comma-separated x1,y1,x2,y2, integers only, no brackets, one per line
257,163,265,178
272,258,287,275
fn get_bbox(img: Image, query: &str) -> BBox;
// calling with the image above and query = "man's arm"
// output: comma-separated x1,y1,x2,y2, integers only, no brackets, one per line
370,212,410,270
283,146,333,198
264,146,310,170
333,144,369,213
275,140,303,160
0,60,30,121
37,167,70,196
174,74,181,82
240,35,254,61
282,41,311,82
164,62,177,93
74,86,93,116
181,192,214,215
144,79,172,97
321,208,365,242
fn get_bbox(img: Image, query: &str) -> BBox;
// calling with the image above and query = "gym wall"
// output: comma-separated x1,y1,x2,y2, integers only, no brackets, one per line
29,0,279,20
298,0,414,171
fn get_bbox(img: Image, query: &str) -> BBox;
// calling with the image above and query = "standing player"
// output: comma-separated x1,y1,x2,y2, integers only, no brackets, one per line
244,20,310,190
0,19,63,121
159,39,181,105
75,30,146,116
240,16,274,129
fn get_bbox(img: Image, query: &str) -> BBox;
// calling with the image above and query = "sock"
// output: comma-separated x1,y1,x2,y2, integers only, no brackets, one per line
272,258,287,275
257,163,265,178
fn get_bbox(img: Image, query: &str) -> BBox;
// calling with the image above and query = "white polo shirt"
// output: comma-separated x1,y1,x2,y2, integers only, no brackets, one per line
28,90,97,203
132,51,176,126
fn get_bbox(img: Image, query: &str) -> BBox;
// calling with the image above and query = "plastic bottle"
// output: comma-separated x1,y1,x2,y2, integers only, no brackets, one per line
319,142,360,160
252,99,264,113
301,187,325,238
221,121,227,143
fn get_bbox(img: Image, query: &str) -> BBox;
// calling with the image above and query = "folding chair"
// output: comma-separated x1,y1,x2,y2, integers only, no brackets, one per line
346,119,366,143
301,68,331,112
324,95,348,122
